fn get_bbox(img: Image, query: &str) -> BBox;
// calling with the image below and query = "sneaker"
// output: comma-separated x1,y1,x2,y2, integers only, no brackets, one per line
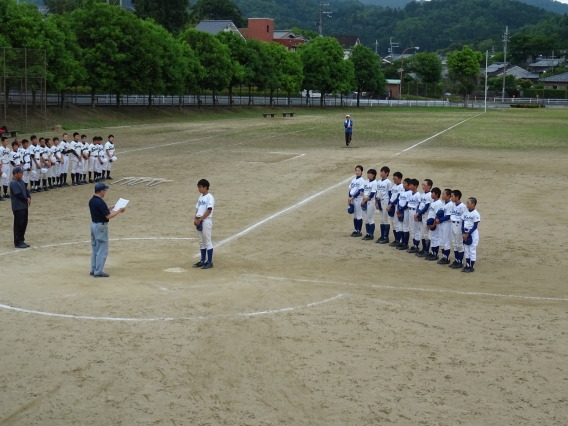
437,258,451,265
350,231,362,237
193,261,204,268
107,176,113,180
450,262,463,269
72,182,77,186
89,179,94,183
36,187,43,192
89,271,94,276
407,246,419,254
43,186,49,191
63,183,69,187
396,244,409,250
389,240,400,247
201,262,213,269
94,273,110,278
461,267,474,273
425,254,438,260
378,238,389,244
416,251,428,257
3,193,10,198
362,235,373,241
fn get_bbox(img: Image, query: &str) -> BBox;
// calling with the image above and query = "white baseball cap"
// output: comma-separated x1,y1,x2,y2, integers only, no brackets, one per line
346,114,350,117
111,156,117,162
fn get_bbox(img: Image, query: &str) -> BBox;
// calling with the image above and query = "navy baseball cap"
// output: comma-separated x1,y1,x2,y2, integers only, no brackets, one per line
94,183,109,192
12,166,24,174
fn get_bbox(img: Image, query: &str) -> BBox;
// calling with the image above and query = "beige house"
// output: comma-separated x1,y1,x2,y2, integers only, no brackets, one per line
540,71,568,90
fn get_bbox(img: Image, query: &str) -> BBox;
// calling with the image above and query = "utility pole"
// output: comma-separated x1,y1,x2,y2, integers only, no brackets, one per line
501,26,510,102
318,3,332,37
374,40,380,55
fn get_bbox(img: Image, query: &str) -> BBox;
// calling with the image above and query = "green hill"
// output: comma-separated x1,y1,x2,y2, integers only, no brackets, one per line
234,0,558,54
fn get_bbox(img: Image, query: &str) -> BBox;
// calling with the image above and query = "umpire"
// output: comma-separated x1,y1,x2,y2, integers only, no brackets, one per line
89,182,126,278
10,166,31,248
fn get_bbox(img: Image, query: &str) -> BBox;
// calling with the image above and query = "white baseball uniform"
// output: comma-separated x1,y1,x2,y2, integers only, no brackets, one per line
388,182,404,235
463,208,481,265
104,140,115,172
362,178,377,235
70,140,82,175
88,142,96,175
1,145,11,188
196,192,215,250
450,201,469,260
22,147,32,184
397,188,412,233
428,199,444,248
348,176,365,233
439,200,454,252
82,142,90,176
408,190,420,244
376,177,392,226
417,191,432,245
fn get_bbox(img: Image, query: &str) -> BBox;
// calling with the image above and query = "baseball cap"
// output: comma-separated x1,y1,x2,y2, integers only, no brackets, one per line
94,183,109,192
346,114,350,117
12,166,24,174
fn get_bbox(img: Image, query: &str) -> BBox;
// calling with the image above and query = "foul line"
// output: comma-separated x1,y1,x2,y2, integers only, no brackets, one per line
215,113,483,249
262,276,568,302
0,294,345,322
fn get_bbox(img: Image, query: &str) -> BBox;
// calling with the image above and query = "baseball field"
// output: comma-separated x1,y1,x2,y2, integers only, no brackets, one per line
1,106,567,425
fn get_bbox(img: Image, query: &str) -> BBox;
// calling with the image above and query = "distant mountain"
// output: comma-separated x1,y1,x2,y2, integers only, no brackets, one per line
359,0,568,14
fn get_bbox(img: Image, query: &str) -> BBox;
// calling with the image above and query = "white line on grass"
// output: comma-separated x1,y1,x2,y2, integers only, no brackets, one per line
215,113,483,249
263,276,568,303
0,294,345,322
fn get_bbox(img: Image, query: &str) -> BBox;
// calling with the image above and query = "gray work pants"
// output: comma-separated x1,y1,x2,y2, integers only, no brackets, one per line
91,222,109,275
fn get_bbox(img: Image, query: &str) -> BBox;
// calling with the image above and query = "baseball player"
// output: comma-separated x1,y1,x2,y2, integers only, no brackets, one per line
347,165,365,237
1,137,11,199
39,137,50,191
395,178,412,250
78,135,88,185
414,179,432,257
87,135,95,183
104,135,115,180
425,187,443,261
406,178,421,253
375,166,392,244
92,137,104,182
436,188,454,264
52,137,64,187
29,135,42,192
69,132,81,186
344,114,353,147
462,197,481,273
193,178,215,269
60,133,70,186
45,138,56,189
387,172,404,246
21,139,32,189
449,190,468,269
361,169,377,240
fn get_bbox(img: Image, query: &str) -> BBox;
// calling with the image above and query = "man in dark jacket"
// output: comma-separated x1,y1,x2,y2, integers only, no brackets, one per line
10,166,31,248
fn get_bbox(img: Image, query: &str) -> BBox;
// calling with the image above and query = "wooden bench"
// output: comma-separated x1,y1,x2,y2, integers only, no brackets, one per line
0,130,19,138
262,113,276,118
282,112,295,117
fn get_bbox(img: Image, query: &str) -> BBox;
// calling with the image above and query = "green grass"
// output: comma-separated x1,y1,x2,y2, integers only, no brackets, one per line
37,105,568,152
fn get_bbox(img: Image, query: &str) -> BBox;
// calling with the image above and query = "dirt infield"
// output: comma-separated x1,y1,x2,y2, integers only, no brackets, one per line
1,110,567,425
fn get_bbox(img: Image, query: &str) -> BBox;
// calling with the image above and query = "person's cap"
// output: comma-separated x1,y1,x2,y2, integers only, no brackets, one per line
346,114,350,117
94,183,109,192
12,166,24,174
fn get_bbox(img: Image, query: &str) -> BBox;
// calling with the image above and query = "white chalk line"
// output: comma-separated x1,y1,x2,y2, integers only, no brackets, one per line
237,152,306,164
0,294,345,322
262,276,568,303
0,237,196,257
214,113,483,249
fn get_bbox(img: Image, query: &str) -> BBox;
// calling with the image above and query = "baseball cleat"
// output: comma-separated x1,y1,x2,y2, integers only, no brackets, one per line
407,246,419,254
388,240,400,247
378,238,389,244
450,262,463,269
416,251,428,257
193,261,204,268
201,262,213,269
461,267,474,273
396,244,409,250
350,231,362,237
437,258,451,265
362,235,373,241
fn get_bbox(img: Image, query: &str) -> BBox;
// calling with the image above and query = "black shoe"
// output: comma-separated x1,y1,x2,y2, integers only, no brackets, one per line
397,244,409,250
450,261,463,269
15,243,28,249
72,182,77,186
89,179,94,183
3,193,10,198
407,246,419,254
437,258,451,265
63,183,69,187
0,196,4,201
378,238,389,244
350,231,362,237
89,271,94,276
389,240,400,247
362,234,373,241
461,267,474,273
201,262,213,269
36,187,43,192
375,237,384,243
107,176,112,180
416,250,428,257
43,186,49,191
193,261,204,268
426,254,439,261
94,273,110,278
30,188,36,193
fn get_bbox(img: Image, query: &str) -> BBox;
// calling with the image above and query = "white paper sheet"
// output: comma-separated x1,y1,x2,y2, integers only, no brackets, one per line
112,198,129,211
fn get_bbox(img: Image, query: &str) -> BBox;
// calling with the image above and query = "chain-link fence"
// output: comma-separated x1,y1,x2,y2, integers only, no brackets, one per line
1,47,47,133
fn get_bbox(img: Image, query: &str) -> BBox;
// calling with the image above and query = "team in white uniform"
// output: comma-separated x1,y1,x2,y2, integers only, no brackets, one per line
193,179,215,270
104,135,115,180
344,164,481,272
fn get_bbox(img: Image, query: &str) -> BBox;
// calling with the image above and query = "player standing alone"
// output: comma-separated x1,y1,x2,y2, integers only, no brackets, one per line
462,197,481,273
344,114,353,147
193,179,215,269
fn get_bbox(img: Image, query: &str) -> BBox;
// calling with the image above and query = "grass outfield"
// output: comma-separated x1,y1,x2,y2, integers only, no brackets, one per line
43,106,568,151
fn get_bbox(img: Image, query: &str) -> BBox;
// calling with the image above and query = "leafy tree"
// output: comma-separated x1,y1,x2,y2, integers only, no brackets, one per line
487,74,516,95
43,0,123,14
279,50,303,105
190,0,245,27
179,28,233,104
299,36,355,106
290,26,318,41
216,31,248,106
348,44,385,106
446,45,483,106
509,33,561,64
408,52,441,84
132,0,190,34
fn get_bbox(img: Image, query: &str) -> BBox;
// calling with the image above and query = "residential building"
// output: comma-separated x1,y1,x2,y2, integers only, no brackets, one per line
539,71,568,90
195,20,245,39
332,36,361,60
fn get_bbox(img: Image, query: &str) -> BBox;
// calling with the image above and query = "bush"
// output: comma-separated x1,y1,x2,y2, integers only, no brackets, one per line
523,89,568,99
510,104,544,108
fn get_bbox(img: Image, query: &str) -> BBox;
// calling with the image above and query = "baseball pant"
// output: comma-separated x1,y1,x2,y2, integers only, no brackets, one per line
71,157,80,174
198,220,213,250
420,217,430,241
411,210,421,244
402,208,411,233
1,163,10,186
378,198,390,225
94,159,102,174
23,169,30,184
88,157,95,173
464,230,479,262
363,200,376,225
90,222,109,275
104,158,112,172
83,158,89,174
451,221,464,252
429,227,440,248
392,209,402,233
345,132,352,145
439,222,451,250
352,196,363,220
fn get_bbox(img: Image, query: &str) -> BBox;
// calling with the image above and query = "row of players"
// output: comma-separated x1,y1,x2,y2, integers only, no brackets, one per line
0,133,117,199
348,166,481,273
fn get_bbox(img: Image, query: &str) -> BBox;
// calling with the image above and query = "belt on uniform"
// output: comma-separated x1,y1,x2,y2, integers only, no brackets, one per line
409,207,416,210
93,222,108,225
452,221,460,223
